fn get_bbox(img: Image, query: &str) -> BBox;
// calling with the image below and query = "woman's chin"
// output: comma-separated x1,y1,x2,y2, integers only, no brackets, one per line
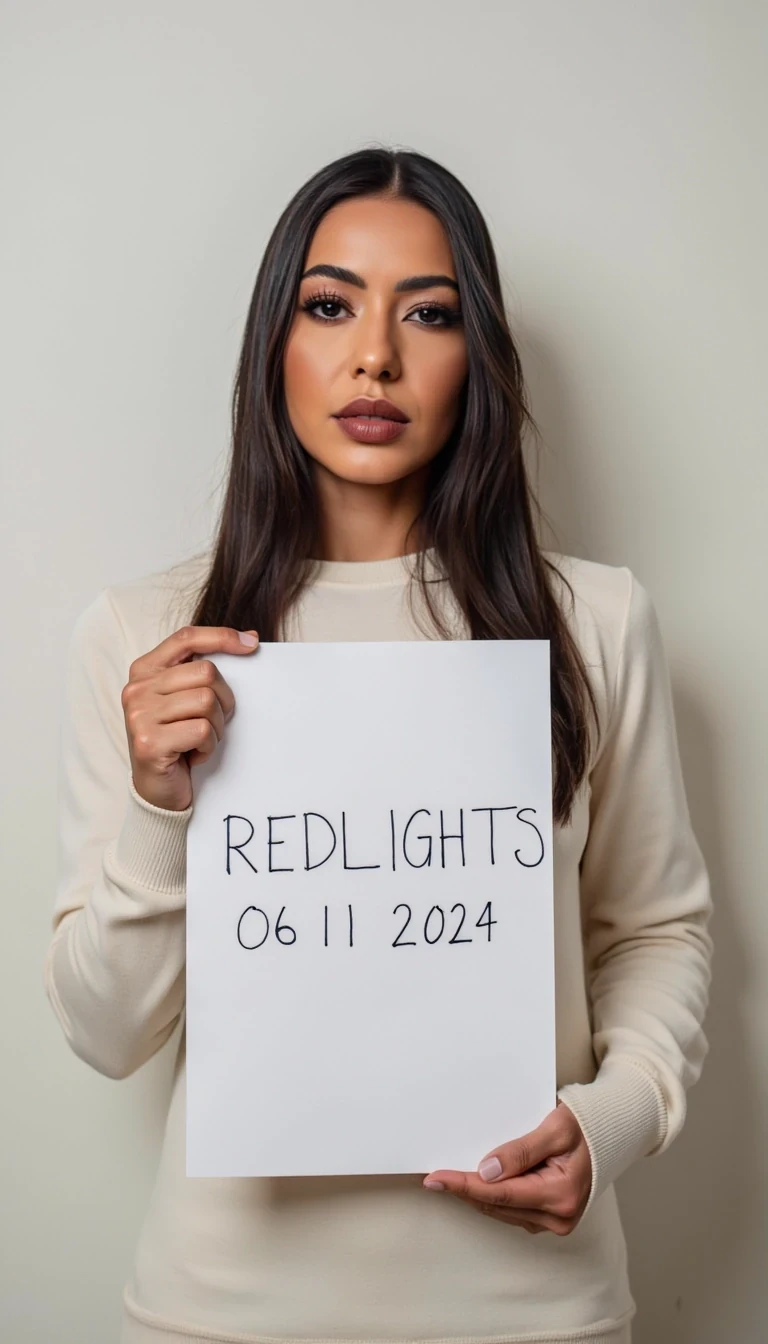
308,442,425,485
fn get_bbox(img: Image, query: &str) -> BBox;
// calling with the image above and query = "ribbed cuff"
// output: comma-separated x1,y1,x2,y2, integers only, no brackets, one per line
557,1056,668,1217
109,773,193,895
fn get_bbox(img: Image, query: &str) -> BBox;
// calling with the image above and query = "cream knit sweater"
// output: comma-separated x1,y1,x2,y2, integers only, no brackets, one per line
44,546,713,1344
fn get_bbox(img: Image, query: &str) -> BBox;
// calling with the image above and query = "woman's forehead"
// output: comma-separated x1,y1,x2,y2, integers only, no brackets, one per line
305,198,456,276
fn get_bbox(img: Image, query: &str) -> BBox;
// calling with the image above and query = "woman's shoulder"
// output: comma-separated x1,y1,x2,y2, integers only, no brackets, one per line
541,548,634,633
540,548,638,720
75,549,214,661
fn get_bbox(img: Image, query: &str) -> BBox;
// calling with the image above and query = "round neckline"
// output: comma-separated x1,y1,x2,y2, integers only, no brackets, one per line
305,546,439,586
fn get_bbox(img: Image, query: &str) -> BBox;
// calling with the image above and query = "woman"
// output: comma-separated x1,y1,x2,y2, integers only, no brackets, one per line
45,146,713,1344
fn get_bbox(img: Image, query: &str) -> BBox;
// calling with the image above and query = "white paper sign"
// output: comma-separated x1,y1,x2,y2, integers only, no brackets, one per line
186,640,554,1177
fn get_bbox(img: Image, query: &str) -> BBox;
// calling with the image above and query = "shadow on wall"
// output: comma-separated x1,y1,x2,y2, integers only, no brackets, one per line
618,678,758,1343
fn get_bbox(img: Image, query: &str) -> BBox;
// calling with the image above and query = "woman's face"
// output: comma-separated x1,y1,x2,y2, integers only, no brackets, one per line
283,195,468,490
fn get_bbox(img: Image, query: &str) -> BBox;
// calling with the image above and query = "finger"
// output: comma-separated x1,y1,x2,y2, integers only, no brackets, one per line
474,1198,542,1228
472,1196,572,1230
153,686,227,740
147,660,238,722
480,1207,543,1233
475,1202,571,1235
424,1163,564,1210
124,682,227,755
128,625,259,682
131,718,219,768
479,1205,543,1232
476,1106,577,1184
468,1169,587,1223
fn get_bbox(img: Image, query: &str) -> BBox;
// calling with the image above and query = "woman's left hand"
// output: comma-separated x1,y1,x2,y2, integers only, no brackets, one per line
421,1100,592,1236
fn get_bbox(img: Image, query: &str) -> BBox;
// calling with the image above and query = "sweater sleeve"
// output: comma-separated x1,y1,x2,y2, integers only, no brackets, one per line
556,570,713,1217
43,587,193,1080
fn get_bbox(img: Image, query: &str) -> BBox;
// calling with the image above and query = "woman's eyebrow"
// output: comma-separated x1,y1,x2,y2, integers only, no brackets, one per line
300,263,459,294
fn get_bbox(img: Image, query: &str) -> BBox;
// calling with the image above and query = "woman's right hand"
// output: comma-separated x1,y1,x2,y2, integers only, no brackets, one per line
120,625,260,811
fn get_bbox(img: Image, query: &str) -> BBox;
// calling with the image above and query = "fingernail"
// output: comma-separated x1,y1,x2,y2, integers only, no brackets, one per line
423,1179,445,1191
238,631,258,647
478,1156,502,1181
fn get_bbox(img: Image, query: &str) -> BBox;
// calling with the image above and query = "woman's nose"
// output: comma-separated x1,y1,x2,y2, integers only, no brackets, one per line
349,313,401,380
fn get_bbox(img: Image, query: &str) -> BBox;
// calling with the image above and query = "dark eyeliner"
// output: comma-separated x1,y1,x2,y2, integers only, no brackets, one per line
300,288,462,327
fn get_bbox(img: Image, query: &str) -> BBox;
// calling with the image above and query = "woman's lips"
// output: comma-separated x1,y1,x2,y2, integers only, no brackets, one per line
334,415,408,444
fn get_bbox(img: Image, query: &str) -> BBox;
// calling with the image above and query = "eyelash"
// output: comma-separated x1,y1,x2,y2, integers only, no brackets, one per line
300,287,463,329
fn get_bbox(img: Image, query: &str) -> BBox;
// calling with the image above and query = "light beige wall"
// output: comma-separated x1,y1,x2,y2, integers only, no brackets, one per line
3,2,764,1340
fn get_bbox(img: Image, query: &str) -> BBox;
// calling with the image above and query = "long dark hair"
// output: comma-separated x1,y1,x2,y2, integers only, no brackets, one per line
184,145,598,827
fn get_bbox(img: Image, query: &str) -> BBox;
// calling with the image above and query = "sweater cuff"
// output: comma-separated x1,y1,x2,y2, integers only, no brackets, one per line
108,773,193,895
557,1056,668,1217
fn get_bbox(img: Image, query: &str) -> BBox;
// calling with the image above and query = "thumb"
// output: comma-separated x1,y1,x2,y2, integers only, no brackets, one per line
477,1108,570,1183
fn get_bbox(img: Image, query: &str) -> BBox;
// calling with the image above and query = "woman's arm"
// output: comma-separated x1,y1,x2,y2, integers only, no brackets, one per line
43,589,193,1079
556,569,714,1217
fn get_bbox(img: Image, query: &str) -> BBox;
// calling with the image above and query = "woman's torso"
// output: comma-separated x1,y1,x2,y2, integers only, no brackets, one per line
116,546,636,1343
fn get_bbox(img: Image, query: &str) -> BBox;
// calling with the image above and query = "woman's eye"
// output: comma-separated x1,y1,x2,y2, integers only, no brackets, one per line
305,299,346,321
412,306,443,325
300,294,461,328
